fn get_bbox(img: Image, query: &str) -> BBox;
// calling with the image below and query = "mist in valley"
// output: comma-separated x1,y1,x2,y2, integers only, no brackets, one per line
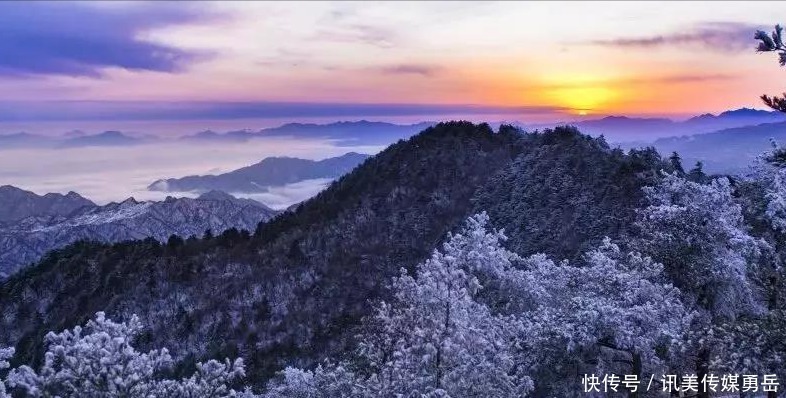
0,135,382,209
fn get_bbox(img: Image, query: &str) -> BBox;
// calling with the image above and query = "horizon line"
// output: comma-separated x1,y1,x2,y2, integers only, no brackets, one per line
0,100,769,123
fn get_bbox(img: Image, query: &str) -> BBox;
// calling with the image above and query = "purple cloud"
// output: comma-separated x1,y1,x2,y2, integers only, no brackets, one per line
0,2,216,78
634,73,737,84
588,22,767,53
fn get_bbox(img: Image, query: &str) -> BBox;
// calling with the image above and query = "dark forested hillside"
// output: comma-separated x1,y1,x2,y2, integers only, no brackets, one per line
0,122,671,386
475,127,669,259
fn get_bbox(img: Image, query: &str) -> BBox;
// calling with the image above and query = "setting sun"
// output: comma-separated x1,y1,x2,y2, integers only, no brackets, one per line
549,85,618,114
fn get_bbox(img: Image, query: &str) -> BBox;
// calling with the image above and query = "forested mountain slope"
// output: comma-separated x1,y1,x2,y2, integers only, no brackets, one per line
0,122,671,386
474,129,666,259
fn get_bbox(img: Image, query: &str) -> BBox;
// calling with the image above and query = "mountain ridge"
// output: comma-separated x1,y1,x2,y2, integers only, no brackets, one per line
0,185,95,224
179,120,436,145
148,152,371,193
642,120,786,173
0,189,278,278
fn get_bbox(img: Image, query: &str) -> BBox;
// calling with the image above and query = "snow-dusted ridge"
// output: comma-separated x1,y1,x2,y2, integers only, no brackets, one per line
0,190,279,278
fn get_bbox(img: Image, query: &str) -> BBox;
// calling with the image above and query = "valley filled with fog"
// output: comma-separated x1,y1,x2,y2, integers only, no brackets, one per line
0,135,383,209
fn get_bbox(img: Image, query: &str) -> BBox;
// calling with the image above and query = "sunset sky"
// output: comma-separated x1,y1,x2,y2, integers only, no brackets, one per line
2,1,785,123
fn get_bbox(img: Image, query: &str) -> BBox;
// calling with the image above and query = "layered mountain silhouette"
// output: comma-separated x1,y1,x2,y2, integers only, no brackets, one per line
180,121,435,145
148,152,370,193
0,133,52,149
642,120,786,173
2,109,784,154
523,107,786,143
0,131,155,150
58,131,150,148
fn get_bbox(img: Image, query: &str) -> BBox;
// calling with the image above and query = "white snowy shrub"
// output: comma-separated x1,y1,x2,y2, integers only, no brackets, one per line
2,312,255,398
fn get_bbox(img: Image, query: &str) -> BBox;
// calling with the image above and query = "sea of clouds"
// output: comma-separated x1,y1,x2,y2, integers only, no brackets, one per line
0,135,382,210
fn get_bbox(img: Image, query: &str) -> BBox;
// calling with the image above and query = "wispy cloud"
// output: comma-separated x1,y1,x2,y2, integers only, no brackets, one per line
255,49,313,68
540,73,737,90
0,2,218,78
375,64,442,77
587,22,766,53
315,24,398,48
631,73,738,84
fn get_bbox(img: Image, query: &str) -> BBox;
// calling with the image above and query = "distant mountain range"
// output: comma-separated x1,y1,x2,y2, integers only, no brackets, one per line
529,108,786,143
3,110,786,176
0,185,95,224
181,121,436,145
148,152,370,193
0,133,48,149
639,121,786,174
0,121,435,149
0,131,152,149
0,188,278,278
57,130,150,148
2,110,784,151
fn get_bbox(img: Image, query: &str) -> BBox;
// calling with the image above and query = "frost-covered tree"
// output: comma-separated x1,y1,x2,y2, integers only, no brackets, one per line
519,239,688,397
745,144,786,309
712,147,786,398
265,213,532,398
633,173,769,397
764,167,786,232
710,311,786,381
2,312,254,398
263,365,365,398
634,173,765,320
0,347,12,398
356,213,531,397
265,213,694,397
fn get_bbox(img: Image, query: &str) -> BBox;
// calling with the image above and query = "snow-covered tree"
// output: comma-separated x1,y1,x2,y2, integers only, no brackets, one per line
763,167,786,232
2,312,255,398
264,213,532,398
0,347,12,398
743,143,786,310
356,212,531,397
710,311,786,378
633,173,771,397
519,238,688,396
634,173,765,320
708,147,786,396
749,141,786,232
263,365,365,398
